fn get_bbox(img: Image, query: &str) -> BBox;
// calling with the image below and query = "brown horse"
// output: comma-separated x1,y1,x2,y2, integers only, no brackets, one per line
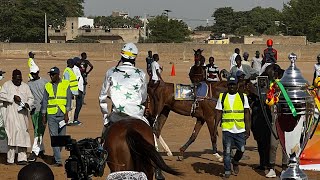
104,119,182,180
149,79,255,160
189,49,206,83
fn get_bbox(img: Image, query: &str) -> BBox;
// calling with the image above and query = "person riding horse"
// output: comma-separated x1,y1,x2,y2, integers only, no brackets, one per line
99,43,169,179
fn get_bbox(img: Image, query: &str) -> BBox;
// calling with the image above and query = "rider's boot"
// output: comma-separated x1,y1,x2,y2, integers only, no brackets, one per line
155,168,165,180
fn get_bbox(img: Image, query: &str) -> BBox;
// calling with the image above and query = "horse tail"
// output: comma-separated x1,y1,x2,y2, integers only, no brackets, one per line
126,128,182,176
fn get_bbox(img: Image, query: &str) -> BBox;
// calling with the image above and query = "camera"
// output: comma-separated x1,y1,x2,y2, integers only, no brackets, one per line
51,136,108,180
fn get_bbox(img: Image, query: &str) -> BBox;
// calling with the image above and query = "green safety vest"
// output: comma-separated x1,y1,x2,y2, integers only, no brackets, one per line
220,93,245,130
45,80,69,114
63,67,78,92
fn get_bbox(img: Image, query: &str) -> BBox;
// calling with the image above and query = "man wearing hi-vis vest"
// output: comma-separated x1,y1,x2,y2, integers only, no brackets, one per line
214,75,250,179
41,67,72,167
63,59,80,125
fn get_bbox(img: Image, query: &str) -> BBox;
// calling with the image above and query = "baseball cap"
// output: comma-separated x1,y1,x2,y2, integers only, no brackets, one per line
236,70,245,77
29,51,35,56
255,50,260,55
67,58,74,65
48,67,60,74
227,75,238,84
73,57,81,64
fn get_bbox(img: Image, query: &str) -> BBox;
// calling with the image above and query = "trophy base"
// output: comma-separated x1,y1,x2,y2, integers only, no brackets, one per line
280,162,308,180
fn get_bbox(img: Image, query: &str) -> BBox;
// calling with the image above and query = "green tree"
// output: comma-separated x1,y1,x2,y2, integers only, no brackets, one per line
212,7,234,34
0,0,84,42
146,15,191,43
249,7,281,35
282,0,320,42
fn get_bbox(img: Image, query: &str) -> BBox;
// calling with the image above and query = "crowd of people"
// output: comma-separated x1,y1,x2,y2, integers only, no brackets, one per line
0,51,93,167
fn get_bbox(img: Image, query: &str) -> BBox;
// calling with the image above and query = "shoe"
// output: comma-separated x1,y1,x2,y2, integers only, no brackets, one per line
27,152,37,162
232,163,239,176
73,120,82,126
38,151,45,159
6,162,14,165
17,161,28,165
266,169,277,178
213,153,223,162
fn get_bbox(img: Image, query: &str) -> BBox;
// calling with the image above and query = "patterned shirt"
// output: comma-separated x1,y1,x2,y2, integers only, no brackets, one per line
99,62,148,124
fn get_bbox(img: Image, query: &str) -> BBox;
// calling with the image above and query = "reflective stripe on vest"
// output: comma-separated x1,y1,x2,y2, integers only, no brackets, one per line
220,93,245,130
45,80,69,115
63,67,78,92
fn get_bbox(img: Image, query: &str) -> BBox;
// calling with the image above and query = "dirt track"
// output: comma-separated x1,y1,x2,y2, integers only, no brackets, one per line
0,56,319,180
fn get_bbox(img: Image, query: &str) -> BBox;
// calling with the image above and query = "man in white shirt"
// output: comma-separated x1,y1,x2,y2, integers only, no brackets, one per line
150,54,163,85
230,55,259,80
72,57,84,125
214,75,250,179
242,52,251,66
252,51,262,72
230,48,240,70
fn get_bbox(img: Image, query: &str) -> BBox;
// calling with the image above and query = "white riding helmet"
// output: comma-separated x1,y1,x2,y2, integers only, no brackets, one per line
121,43,138,60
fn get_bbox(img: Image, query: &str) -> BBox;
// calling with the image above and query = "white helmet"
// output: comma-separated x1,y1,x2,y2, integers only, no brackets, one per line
121,43,138,60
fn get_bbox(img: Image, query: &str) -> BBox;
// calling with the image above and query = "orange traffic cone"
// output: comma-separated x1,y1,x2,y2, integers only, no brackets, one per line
170,64,176,76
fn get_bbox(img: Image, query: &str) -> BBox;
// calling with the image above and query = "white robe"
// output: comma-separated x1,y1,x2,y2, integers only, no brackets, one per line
0,81,34,147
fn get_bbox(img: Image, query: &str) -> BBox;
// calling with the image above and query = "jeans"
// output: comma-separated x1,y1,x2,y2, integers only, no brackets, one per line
223,131,246,174
48,115,66,163
74,91,83,121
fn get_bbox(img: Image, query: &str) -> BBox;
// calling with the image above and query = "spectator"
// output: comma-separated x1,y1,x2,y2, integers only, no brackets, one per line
242,52,251,66
230,48,240,70
252,51,262,72
0,69,34,165
18,162,54,180
80,52,93,104
206,56,219,82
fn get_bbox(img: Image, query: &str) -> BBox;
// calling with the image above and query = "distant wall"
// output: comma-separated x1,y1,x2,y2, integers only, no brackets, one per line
0,43,319,62
244,35,307,45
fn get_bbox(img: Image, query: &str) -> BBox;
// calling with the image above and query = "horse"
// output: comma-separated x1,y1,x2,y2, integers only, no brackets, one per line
104,119,182,180
149,79,255,160
189,49,206,84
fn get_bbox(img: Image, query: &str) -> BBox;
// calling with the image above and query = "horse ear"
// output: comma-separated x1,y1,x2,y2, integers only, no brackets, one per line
193,49,196,53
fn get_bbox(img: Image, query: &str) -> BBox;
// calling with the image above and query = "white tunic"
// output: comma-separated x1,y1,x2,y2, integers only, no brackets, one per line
99,62,148,125
0,81,34,147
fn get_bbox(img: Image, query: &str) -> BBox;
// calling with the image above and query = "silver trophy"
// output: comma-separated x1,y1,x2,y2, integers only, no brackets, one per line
257,53,318,180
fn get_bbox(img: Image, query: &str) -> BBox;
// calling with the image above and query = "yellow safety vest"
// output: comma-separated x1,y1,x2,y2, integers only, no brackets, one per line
45,80,69,115
28,58,33,68
63,67,78,92
220,93,245,130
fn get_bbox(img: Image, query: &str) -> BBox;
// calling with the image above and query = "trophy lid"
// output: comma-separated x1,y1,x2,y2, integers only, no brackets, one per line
280,53,308,87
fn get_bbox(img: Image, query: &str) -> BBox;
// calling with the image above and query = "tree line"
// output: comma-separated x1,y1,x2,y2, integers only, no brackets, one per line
0,0,319,43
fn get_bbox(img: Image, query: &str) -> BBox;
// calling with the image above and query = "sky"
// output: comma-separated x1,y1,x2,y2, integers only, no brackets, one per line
84,0,290,28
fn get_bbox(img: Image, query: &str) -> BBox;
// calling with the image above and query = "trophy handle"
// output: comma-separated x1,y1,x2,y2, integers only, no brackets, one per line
257,76,279,140
309,115,320,139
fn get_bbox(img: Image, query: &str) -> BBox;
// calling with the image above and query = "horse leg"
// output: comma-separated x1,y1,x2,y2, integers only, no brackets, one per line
177,118,205,161
154,107,170,137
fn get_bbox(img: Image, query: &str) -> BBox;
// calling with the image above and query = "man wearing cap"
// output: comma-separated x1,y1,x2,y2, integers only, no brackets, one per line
214,75,250,179
252,51,263,72
27,68,49,162
63,59,79,125
28,52,39,80
42,67,72,166
72,57,84,125
242,52,251,66
0,69,34,165
230,55,258,80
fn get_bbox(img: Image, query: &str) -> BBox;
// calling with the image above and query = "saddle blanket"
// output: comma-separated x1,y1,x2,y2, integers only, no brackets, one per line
175,82,208,100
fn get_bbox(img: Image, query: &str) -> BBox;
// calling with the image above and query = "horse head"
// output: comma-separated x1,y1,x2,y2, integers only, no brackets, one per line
261,63,285,81
193,49,204,63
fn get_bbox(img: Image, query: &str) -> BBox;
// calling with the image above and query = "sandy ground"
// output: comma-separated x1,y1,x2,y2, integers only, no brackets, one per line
0,56,319,180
